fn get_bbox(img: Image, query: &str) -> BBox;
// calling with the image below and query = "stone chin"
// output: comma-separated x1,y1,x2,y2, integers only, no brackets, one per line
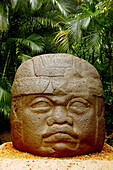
34,143,80,157
32,142,96,157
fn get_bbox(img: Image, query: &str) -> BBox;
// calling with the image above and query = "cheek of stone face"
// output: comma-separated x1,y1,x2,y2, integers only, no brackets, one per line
22,108,48,150
72,108,96,145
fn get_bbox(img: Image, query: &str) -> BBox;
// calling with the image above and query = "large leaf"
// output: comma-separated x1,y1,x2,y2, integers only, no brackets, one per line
0,2,8,31
0,86,11,104
51,0,70,16
0,13,8,31
68,18,82,42
81,17,90,29
8,34,45,53
22,34,45,52
36,16,61,29
0,76,11,119
11,0,30,9
0,103,11,119
54,30,69,52
30,0,44,10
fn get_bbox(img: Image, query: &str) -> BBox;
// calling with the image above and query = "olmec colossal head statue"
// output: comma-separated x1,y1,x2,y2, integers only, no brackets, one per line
11,53,105,157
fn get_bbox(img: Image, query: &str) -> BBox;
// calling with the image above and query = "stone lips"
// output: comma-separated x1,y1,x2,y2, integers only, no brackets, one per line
11,53,104,97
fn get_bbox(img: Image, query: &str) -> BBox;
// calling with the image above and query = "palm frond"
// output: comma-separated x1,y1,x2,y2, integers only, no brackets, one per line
54,30,69,52
11,0,29,9
36,16,60,28
0,13,8,31
68,18,82,42
19,54,32,63
24,34,45,52
80,17,90,29
0,77,11,120
8,34,45,53
0,2,8,31
0,86,11,104
83,31,101,52
30,0,43,10
96,0,113,15
0,85,11,119
51,0,70,16
0,103,11,119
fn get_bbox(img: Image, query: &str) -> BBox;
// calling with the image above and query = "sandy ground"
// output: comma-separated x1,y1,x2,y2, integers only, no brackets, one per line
0,158,113,170
0,142,113,170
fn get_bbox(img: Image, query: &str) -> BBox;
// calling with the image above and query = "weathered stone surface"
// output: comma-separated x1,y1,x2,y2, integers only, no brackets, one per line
11,53,105,157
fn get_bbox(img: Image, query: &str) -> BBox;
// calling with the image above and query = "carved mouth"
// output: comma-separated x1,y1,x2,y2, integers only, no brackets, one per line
43,125,78,139
43,132,79,143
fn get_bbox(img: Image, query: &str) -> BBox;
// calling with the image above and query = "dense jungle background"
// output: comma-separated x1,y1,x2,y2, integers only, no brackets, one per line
0,0,113,146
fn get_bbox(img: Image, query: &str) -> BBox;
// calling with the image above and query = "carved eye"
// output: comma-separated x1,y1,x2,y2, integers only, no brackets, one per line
70,101,86,108
31,97,53,113
68,98,90,115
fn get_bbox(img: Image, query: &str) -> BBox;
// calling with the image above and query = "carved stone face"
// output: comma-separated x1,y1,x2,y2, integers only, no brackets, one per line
11,54,105,157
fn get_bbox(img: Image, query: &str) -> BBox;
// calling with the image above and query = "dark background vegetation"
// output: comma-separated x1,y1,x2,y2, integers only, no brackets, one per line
0,0,113,146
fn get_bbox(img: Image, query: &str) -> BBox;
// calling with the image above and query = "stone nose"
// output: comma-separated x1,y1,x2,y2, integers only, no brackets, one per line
46,106,73,126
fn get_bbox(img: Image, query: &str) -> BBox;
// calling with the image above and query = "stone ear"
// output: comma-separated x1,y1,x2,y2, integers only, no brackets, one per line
96,117,105,151
11,120,23,150
11,99,18,120
13,101,17,113
95,97,105,151
97,97,105,117
101,102,105,117
11,97,22,120
11,98,23,150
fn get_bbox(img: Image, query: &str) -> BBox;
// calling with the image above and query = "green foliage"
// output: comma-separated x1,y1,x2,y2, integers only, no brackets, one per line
0,77,11,120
